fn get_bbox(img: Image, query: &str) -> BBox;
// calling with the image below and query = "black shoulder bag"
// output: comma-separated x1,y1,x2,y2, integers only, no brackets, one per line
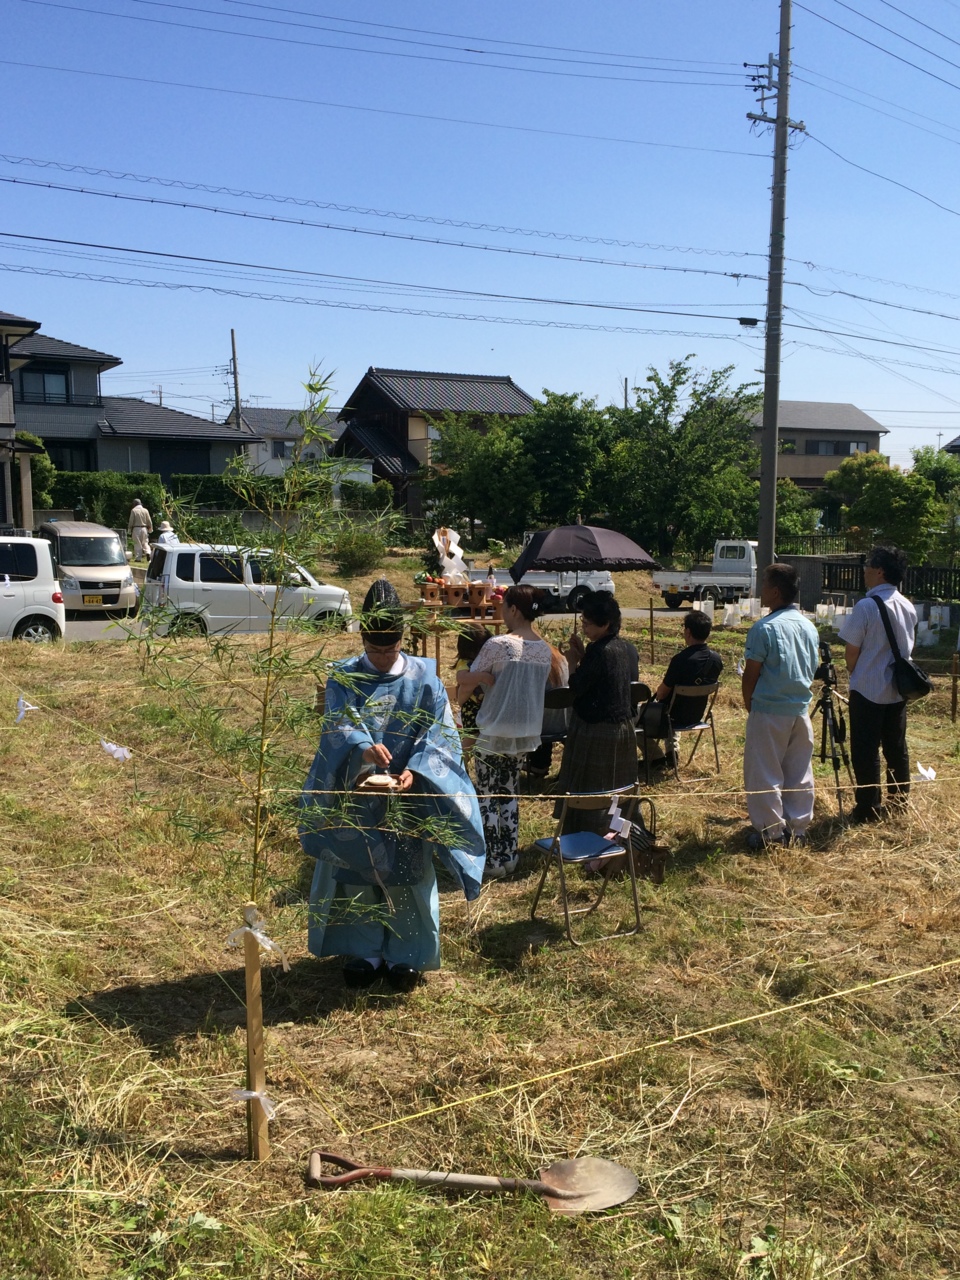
873,596,932,702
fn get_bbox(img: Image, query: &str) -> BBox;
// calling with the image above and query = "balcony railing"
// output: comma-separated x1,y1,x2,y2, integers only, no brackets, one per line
14,392,102,407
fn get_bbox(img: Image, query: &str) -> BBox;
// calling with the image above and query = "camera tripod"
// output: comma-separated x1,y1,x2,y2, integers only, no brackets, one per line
811,646,854,822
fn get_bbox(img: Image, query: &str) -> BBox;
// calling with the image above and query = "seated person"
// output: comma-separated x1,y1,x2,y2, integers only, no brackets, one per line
642,609,723,768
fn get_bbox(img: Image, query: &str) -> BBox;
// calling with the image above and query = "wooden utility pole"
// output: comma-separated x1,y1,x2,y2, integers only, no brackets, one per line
231,329,242,430
748,0,804,570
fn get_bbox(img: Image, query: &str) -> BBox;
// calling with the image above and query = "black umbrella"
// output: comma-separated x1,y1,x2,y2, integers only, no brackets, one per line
509,525,659,583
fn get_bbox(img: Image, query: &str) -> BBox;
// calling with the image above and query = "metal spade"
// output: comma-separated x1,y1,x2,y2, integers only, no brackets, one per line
306,1150,638,1215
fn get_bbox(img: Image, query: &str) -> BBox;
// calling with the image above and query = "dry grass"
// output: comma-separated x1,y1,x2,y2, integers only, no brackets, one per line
1,608,959,1278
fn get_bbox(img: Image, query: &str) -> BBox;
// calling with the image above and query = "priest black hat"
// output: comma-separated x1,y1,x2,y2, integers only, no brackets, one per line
360,578,404,647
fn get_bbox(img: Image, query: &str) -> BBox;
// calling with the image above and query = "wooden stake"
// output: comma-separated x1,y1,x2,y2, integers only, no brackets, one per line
242,901,270,1161
649,598,655,666
952,652,958,724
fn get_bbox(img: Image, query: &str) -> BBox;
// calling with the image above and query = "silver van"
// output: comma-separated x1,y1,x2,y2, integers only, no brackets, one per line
37,521,137,616
0,536,65,642
142,544,352,635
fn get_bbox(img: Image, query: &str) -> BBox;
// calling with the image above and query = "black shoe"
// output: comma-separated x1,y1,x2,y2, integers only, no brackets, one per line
385,964,422,993
848,806,882,827
343,958,381,989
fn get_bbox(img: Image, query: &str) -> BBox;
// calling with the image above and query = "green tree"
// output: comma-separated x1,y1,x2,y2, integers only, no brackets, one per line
14,431,56,511
909,444,960,500
818,450,888,530
602,358,761,560
821,452,942,561
425,413,536,542
774,478,818,540
513,391,610,527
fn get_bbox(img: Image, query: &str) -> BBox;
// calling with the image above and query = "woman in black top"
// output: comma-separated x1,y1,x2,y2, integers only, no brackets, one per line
555,591,640,832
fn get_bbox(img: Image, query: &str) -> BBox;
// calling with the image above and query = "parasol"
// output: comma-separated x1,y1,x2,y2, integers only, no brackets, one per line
509,525,659,583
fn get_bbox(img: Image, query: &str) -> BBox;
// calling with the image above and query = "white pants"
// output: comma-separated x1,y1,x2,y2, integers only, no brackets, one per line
131,526,150,559
744,711,814,838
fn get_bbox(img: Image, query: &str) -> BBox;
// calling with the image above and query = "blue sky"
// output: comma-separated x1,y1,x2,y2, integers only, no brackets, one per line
5,0,960,466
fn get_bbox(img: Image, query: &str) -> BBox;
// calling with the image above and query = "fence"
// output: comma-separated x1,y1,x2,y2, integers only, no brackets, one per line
776,533,855,556
822,559,960,601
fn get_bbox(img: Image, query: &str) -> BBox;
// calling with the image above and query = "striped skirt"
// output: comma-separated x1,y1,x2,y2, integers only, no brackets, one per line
553,713,639,834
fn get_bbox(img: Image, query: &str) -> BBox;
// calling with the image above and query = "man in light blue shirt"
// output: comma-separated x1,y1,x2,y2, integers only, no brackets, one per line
741,563,821,848
837,546,916,824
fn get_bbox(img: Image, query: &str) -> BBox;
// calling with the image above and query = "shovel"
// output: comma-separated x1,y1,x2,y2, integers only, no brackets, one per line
306,1150,638,1215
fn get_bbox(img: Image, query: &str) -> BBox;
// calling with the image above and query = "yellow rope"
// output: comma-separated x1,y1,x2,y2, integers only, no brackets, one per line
352,954,960,1137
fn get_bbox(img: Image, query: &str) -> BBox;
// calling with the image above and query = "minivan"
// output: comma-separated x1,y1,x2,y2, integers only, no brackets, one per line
0,536,65,642
37,521,137,615
142,544,352,635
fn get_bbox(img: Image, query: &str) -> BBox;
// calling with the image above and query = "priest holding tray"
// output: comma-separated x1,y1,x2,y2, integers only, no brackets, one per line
300,579,485,992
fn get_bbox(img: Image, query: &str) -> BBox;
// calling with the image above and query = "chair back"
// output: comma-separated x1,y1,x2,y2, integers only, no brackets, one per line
563,785,637,813
668,682,720,723
629,681,652,711
543,686,576,710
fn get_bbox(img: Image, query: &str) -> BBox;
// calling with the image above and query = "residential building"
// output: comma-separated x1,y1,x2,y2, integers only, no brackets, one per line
751,401,888,491
335,366,536,514
5,323,258,481
0,310,42,526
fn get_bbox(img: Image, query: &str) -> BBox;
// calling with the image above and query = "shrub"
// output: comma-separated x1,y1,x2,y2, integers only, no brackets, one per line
168,474,245,508
15,432,55,509
329,527,386,576
49,472,165,527
339,478,395,511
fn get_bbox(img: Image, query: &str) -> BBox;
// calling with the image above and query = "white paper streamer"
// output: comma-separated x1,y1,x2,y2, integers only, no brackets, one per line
100,739,132,762
917,762,937,781
226,911,291,972
15,696,38,725
230,1088,277,1120
736,659,745,677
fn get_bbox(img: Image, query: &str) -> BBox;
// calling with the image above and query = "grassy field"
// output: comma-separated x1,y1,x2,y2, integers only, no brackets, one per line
1,578,959,1279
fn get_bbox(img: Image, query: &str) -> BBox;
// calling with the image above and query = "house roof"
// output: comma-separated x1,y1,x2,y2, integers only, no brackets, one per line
99,397,262,442
9,332,122,370
751,401,888,435
0,310,40,339
229,405,344,440
337,422,419,475
341,367,537,417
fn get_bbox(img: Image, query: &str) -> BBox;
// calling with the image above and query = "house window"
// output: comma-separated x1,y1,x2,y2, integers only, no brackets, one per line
779,439,796,454
272,439,293,460
19,368,68,404
804,439,872,457
46,442,95,472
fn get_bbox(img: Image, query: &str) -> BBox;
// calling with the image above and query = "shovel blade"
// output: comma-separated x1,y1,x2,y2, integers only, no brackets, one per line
539,1157,639,1214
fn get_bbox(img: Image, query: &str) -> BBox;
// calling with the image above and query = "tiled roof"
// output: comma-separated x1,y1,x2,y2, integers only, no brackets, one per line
338,422,419,475
230,406,344,440
344,367,537,416
751,401,888,435
0,310,40,336
99,397,262,442
10,333,122,369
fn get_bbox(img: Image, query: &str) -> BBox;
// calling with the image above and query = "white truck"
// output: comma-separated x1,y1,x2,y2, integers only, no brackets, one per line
652,539,757,609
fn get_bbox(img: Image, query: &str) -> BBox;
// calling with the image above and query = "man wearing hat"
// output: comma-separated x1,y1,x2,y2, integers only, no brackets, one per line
300,579,485,991
156,520,178,546
127,498,153,560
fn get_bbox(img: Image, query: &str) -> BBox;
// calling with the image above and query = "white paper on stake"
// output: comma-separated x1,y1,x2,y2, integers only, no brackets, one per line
15,696,38,725
917,763,937,781
230,1088,277,1120
100,739,132,762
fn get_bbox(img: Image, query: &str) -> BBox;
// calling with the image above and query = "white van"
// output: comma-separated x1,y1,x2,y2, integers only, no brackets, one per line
142,544,352,635
0,536,66,642
37,521,138,616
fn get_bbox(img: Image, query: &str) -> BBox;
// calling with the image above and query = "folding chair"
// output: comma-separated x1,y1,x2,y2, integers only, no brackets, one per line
667,682,721,778
522,685,574,779
530,783,644,946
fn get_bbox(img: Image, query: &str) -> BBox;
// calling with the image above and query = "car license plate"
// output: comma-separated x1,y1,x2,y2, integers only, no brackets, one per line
83,594,103,605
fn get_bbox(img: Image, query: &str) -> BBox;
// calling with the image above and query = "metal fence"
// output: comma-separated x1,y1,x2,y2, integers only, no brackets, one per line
776,533,855,556
822,559,960,601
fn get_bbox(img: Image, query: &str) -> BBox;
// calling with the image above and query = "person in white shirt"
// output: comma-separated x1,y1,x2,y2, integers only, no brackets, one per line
838,546,917,825
156,520,178,546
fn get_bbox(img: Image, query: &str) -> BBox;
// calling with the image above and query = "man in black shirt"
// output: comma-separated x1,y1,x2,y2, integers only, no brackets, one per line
642,609,723,768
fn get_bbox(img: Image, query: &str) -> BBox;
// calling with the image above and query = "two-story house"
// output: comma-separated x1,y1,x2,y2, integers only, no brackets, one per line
751,401,888,491
6,319,258,483
334,366,537,514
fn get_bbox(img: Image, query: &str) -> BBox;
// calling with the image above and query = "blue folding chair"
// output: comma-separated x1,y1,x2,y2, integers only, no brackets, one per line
530,783,644,946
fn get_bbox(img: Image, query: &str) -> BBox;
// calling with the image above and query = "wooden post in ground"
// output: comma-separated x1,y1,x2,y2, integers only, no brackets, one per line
952,652,958,724
242,901,270,1161
649,598,655,666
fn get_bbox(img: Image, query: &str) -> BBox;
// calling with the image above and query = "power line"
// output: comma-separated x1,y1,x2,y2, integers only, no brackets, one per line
0,59,764,159
872,0,960,51
14,0,746,87
123,0,749,77
794,72,960,147
805,131,960,219
0,229,767,322
0,153,767,257
794,62,960,136
219,0,741,68
794,3,960,92
826,0,960,74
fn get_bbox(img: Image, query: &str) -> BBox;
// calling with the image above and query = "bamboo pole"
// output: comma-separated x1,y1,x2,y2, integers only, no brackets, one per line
242,901,270,1161
649,598,655,666
952,652,958,724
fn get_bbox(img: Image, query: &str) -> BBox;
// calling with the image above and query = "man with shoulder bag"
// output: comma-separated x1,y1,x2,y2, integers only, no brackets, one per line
838,546,923,825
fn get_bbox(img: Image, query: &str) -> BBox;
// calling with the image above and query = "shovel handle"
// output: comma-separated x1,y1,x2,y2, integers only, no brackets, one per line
306,1151,580,1199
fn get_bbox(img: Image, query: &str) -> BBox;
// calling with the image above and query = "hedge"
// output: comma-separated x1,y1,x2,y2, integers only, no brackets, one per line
49,472,166,528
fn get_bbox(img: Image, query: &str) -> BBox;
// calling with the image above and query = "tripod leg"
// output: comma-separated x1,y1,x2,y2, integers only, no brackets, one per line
824,703,845,823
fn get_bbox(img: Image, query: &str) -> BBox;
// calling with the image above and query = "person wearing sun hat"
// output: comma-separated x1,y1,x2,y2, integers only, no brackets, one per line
300,578,485,992
155,520,178,546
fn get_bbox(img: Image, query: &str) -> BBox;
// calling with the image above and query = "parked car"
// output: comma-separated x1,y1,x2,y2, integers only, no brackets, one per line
36,521,137,616
479,567,616,612
142,544,352,635
652,539,758,609
0,536,65,642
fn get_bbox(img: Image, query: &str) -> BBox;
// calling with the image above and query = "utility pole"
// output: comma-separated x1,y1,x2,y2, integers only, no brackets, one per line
624,377,628,410
747,0,804,571
231,329,242,430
